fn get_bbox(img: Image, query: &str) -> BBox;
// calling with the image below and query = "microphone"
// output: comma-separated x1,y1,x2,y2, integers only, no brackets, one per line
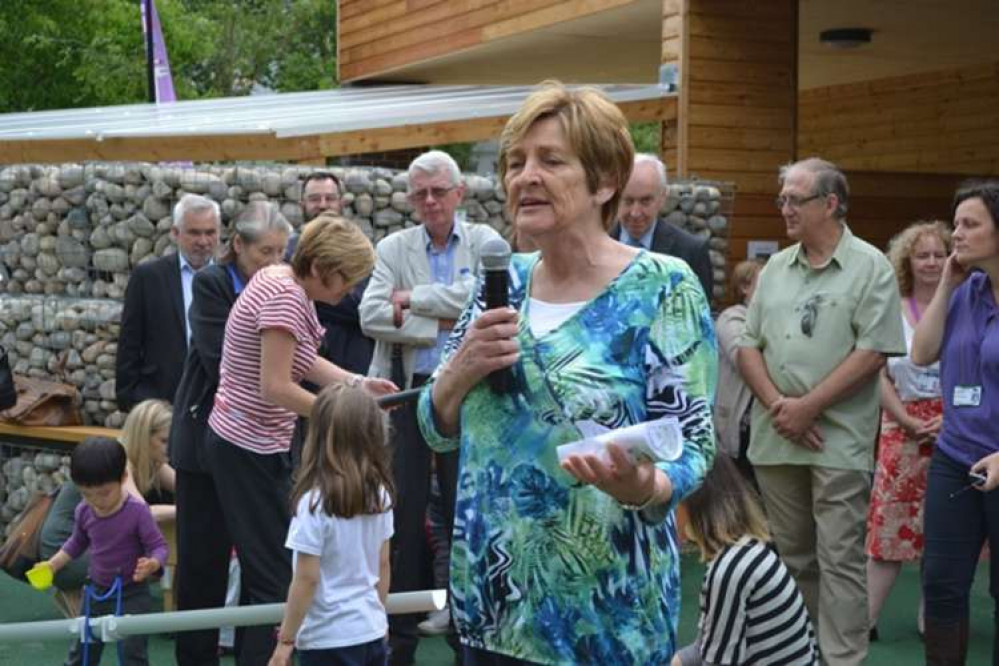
479,237,514,394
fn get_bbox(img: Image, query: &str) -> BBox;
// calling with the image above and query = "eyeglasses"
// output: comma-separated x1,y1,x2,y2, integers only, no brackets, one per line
775,193,824,211
409,186,456,202
304,194,340,204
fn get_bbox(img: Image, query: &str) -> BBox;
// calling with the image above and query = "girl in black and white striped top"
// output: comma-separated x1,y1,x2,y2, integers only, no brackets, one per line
674,456,819,666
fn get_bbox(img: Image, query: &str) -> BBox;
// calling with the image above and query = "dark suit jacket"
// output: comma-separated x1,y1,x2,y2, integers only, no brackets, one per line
169,264,236,473
115,254,187,412
315,279,375,376
611,219,714,299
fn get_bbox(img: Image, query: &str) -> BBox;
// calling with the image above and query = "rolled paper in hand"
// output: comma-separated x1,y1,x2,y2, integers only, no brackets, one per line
557,417,683,465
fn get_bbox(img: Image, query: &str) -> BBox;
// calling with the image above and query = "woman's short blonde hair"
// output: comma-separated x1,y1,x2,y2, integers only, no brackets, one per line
120,399,172,497
291,214,375,287
498,80,635,230
730,259,763,303
886,220,951,296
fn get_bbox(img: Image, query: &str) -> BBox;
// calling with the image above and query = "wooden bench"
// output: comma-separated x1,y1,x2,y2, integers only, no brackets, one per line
0,422,178,611
0,422,121,446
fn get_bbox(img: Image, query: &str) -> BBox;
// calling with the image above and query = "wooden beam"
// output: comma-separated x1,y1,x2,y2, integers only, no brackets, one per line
317,97,677,156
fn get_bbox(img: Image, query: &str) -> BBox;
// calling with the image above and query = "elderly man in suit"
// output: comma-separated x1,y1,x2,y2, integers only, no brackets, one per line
360,150,500,666
116,193,220,412
612,153,714,299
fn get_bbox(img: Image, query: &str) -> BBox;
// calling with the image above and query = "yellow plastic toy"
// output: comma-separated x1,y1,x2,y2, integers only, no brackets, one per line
26,562,53,591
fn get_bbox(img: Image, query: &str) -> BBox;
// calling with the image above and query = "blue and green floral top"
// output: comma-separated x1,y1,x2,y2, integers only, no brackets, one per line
418,250,717,665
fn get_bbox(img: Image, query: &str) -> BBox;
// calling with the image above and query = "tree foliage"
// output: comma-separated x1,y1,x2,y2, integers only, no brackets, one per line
0,0,338,113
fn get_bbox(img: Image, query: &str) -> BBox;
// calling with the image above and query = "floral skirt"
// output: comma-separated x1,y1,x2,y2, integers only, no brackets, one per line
866,398,942,561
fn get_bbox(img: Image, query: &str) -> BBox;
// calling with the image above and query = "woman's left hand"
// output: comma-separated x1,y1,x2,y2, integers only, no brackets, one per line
971,451,999,492
561,443,663,506
361,377,399,398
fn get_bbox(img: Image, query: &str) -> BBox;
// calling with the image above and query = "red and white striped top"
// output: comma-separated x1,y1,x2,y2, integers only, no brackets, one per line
208,265,324,454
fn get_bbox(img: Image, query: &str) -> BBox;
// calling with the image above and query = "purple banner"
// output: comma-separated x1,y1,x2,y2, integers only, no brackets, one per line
140,0,177,103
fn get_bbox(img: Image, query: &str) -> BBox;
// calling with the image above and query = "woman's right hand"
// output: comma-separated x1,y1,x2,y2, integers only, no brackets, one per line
971,452,999,492
941,252,969,291
440,307,520,396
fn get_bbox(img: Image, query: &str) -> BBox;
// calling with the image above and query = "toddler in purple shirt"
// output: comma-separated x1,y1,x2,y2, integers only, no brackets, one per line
44,436,168,666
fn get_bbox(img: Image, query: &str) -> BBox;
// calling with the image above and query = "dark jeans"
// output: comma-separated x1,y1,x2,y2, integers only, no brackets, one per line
66,581,152,666
208,429,293,666
175,468,234,666
388,373,459,666
923,448,999,654
460,647,541,666
299,638,388,666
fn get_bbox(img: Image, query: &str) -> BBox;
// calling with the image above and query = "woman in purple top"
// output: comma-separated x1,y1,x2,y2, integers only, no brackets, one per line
911,180,999,665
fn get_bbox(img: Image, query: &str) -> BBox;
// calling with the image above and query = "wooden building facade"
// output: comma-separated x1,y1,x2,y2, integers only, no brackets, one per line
339,0,999,283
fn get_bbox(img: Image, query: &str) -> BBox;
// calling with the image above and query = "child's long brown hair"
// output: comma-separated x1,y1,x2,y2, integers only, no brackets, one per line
684,455,770,562
291,384,395,518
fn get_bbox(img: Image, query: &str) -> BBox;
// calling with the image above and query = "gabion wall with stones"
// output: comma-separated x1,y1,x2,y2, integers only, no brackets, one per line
1,446,69,536
0,162,732,431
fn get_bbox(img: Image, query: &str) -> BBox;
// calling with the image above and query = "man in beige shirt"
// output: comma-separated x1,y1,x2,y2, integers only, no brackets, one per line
737,158,905,665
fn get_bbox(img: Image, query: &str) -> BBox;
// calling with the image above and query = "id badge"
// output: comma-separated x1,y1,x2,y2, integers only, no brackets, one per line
953,385,982,407
914,371,940,395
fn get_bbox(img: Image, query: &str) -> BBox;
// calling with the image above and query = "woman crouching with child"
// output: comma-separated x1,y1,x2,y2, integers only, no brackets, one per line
674,455,819,666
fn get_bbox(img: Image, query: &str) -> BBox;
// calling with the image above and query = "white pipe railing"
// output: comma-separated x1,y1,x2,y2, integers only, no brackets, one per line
0,589,446,645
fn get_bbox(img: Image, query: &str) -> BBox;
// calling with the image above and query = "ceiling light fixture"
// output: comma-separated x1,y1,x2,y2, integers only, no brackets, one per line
820,28,873,49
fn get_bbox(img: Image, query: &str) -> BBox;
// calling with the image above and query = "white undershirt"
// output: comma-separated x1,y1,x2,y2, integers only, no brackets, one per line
528,297,586,337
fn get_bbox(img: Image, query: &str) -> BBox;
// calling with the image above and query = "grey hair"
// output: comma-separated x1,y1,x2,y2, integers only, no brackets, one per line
408,150,462,188
634,153,669,191
220,201,292,265
172,193,221,229
779,157,849,220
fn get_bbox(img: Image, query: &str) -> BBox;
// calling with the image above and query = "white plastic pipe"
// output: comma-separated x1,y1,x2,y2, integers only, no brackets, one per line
0,589,447,645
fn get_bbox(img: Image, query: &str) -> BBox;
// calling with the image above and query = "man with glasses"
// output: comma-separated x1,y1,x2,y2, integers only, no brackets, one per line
737,158,904,665
359,150,500,666
301,170,342,219
294,171,375,376
116,193,220,411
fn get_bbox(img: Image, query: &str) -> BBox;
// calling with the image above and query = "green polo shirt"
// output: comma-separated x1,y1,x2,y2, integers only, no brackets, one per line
740,225,905,471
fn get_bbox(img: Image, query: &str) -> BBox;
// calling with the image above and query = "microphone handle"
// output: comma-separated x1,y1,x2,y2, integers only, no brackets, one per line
483,269,514,394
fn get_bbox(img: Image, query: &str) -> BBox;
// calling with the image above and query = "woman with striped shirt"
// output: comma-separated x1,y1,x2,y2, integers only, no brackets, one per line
674,455,819,666
206,215,397,666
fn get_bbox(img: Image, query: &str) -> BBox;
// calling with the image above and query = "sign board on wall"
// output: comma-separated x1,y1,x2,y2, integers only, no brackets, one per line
747,240,780,260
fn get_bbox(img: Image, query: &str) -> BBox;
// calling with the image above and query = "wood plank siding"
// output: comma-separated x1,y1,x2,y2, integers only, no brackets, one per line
661,0,797,279
800,62,999,176
339,0,638,82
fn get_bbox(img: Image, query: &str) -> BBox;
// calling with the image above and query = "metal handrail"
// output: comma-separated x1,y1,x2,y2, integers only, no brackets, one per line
0,589,446,644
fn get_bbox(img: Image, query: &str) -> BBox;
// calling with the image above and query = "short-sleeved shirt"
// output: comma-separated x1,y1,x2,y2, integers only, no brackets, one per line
286,489,394,650
936,272,999,468
209,266,324,454
740,226,905,471
61,495,168,588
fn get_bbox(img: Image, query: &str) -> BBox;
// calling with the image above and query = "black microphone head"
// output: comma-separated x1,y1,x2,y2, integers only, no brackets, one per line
480,237,512,271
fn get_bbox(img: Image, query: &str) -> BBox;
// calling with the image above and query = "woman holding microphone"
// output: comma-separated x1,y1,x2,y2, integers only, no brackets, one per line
417,82,716,665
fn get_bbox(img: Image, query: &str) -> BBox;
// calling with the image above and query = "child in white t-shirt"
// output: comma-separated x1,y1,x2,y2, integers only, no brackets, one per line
269,385,395,666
